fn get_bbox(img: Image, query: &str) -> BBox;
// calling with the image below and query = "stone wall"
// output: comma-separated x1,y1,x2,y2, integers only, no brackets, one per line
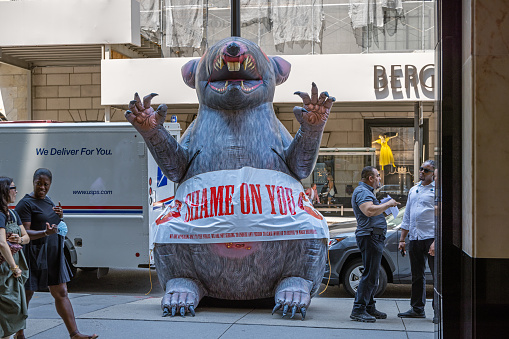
32,65,111,122
0,62,29,121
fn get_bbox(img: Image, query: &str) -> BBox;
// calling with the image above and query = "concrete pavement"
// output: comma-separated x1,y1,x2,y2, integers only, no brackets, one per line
22,292,435,338
22,216,433,338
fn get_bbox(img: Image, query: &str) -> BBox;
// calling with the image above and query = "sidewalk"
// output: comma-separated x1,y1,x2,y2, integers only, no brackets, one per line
23,292,435,338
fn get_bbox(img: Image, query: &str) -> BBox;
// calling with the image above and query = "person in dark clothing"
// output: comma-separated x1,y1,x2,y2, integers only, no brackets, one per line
15,168,98,339
0,176,29,339
350,166,400,323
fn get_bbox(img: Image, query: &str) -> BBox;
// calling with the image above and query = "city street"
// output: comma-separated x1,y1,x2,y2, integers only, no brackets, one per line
66,215,433,299
20,268,435,338
67,267,433,300
31,217,434,338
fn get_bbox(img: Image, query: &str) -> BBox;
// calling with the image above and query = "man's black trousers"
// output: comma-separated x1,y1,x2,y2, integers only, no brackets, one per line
408,238,435,313
353,234,385,312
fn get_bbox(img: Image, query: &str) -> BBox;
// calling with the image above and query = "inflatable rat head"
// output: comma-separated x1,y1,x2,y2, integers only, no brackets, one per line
181,37,291,110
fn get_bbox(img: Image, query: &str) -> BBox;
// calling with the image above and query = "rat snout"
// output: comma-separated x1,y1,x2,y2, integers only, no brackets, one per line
218,41,249,72
226,42,241,57
224,41,245,58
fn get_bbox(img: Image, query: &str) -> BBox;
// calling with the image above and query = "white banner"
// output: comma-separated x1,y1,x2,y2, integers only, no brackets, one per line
153,167,329,244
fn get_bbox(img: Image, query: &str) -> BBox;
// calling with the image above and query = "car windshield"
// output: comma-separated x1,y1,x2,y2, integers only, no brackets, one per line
386,206,406,230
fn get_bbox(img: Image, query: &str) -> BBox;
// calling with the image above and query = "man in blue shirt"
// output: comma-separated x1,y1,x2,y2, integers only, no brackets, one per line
350,166,400,323
397,160,436,322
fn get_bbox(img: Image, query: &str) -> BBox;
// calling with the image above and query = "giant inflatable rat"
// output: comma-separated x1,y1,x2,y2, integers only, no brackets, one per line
126,37,335,319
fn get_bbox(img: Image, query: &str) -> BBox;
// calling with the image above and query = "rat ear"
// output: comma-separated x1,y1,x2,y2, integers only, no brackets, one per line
270,56,291,86
181,59,199,89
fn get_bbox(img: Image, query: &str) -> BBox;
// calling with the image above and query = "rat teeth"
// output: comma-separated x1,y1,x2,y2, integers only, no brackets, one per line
244,56,254,71
227,61,240,72
241,81,253,92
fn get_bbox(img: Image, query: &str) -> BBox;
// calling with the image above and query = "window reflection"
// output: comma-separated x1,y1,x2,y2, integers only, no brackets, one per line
138,0,435,58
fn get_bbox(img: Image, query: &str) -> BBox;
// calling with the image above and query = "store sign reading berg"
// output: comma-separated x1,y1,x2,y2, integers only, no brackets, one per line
374,64,434,91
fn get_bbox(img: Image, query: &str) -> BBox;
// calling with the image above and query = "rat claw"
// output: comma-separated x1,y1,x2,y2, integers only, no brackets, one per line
301,307,306,320
301,107,308,112
291,305,297,318
180,306,185,317
331,97,336,102
189,305,195,317
162,307,170,317
171,306,176,317
324,91,329,97
282,304,289,317
272,303,282,315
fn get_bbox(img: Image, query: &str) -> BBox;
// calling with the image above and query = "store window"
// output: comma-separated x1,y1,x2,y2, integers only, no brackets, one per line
150,0,436,57
302,148,376,208
365,118,429,205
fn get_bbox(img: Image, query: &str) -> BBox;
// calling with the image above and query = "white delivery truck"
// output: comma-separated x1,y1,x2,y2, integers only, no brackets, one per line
0,122,180,277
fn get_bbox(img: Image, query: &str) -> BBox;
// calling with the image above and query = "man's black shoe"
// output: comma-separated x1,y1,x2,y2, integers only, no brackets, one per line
367,308,387,319
350,310,376,323
397,309,426,318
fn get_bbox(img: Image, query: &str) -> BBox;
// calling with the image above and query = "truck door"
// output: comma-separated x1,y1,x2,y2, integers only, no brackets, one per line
147,122,181,265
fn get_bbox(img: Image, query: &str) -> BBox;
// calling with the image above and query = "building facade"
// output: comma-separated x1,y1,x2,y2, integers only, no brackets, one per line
0,0,436,209
3,2,508,337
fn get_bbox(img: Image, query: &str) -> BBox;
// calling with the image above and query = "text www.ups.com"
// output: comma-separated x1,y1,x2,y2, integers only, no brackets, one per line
72,190,113,195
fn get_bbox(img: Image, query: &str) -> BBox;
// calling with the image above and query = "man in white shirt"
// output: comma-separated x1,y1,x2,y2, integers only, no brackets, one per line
397,160,436,322
305,183,319,204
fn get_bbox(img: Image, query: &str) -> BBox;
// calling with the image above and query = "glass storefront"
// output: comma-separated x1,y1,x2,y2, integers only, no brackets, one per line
365,118,429,205
300,115,430,210
302,148,376,208
139,1,435,58
370,126,414,204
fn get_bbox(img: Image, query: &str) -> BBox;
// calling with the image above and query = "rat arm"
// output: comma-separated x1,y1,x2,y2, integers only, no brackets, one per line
284,83,335,179
126,93,189,183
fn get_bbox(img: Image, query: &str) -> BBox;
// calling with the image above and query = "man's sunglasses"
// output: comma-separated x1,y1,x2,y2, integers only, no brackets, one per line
419,167,433,173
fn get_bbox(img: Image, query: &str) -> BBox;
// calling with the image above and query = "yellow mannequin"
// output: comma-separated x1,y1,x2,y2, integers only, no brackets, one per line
372,133,398,168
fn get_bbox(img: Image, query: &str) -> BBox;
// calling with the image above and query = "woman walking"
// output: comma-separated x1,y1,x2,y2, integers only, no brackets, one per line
15,168,98,339
0,176,29,339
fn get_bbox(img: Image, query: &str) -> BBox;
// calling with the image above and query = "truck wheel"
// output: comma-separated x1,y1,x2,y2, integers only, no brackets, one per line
342,258,388,297
64,247,77,277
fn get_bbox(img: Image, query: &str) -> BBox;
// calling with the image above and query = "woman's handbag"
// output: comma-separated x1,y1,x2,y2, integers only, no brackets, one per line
0,233,23,265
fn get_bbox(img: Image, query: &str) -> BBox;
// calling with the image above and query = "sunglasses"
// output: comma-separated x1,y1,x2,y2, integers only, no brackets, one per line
419,167,433,173
9,186,16,190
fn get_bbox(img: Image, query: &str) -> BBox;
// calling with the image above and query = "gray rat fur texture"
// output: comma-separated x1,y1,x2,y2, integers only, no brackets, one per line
126,37,335,319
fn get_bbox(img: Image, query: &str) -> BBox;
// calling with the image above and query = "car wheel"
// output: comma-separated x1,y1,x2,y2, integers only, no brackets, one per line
342,258,388,297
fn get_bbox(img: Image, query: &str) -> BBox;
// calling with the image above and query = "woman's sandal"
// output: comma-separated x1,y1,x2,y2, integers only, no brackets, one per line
69,330,99,339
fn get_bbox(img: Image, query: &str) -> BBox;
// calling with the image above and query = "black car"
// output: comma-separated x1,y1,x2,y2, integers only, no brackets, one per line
323,207,433,297
375,184,409,206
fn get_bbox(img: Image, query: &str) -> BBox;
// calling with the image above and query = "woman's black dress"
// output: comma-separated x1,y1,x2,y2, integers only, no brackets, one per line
15,195,72,290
